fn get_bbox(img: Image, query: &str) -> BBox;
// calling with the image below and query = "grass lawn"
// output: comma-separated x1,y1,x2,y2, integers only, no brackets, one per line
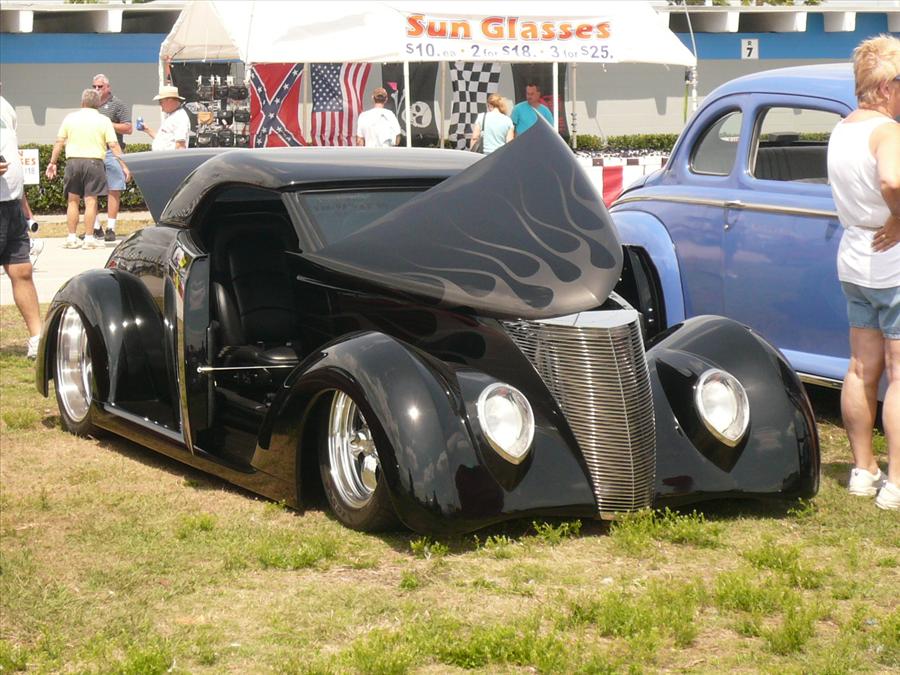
1,305,897,673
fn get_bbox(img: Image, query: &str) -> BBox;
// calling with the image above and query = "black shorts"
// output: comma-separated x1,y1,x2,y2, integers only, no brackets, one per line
0,199,31,266
63,158,107,197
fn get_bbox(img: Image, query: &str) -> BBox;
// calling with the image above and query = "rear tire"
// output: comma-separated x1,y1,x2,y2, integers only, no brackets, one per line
54,306,99,437
318,389,397,531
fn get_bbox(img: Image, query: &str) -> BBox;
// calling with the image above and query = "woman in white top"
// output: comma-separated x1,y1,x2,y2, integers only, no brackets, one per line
470,94,514,155
826,34,900,510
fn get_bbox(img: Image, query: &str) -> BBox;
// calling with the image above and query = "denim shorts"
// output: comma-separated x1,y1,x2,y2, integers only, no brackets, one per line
841,282,900,340
103,149,126,192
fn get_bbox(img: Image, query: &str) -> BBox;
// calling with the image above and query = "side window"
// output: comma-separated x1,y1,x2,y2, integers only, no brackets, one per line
690,110,743,176
752,107,843,183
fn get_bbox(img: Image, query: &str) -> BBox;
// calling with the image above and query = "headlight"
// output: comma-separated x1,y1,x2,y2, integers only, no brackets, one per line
476,383,535,464
694,368,749,447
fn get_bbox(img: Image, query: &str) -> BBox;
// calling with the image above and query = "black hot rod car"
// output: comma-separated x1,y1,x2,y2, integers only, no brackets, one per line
36,122,819,533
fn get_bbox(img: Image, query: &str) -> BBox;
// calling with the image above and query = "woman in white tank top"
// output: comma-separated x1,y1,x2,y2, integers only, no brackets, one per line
825,34,900,510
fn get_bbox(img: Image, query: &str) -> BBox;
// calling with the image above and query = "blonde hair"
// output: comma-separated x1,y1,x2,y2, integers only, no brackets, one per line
487,93,511,115
852,34,900,107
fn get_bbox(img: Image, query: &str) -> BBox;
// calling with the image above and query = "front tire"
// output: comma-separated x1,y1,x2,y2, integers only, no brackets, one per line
54,306,99,436
318,390,397,531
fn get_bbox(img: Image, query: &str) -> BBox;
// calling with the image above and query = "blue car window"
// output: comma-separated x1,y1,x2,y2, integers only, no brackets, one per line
751,107,842,184
690,110,743,176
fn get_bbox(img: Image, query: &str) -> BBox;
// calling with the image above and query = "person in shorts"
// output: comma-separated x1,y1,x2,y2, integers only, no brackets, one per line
356,88,402,147
45,88,129,249
93,74,132,244
1,91,42,358
826,34,900,510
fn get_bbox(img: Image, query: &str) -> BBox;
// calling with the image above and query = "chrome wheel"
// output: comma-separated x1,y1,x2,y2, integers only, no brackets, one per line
56,307,93,424
327,391,380,509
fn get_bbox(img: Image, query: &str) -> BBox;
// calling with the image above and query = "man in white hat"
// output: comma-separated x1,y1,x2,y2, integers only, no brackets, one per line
143,85,189,151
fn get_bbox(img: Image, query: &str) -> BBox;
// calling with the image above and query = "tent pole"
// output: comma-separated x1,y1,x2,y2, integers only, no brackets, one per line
440,61,446,148
303,62,310,144
403,60,412,148
552,61,559,134
571,63,577,150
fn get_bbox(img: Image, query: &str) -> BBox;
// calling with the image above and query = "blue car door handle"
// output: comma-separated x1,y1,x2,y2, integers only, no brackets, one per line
724,200,744,230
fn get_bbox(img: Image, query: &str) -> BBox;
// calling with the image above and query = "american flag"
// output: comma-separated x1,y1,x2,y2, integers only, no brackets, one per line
249,63,306,147
310,63,371,146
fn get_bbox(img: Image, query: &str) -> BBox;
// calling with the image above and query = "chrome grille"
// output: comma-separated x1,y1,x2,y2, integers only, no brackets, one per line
504,310,656,516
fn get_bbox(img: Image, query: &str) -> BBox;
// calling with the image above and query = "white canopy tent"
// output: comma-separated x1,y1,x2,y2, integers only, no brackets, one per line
160,0,697,145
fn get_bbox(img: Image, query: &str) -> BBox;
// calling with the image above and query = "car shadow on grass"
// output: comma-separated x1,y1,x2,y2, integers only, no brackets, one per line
54,383,856,555
90,430,260,499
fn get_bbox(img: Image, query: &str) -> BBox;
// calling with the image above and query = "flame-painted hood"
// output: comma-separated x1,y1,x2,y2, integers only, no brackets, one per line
304,121,622,320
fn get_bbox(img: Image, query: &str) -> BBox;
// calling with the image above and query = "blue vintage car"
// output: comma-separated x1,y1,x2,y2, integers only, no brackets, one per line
611,63,860,393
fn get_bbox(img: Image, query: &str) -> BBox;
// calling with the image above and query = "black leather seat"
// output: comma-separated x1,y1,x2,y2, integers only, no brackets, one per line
755,146,828,182
212,222,302,371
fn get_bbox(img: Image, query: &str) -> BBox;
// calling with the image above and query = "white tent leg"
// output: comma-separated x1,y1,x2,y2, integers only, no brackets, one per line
552,61,559,133
571,63,577,149
303,61,310,144
440,61,446,148
403,60,412,148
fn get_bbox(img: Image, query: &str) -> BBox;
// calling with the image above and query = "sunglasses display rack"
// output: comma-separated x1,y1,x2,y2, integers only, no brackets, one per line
188,76,251,148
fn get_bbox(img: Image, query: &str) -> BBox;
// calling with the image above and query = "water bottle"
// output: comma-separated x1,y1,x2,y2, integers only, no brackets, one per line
136,116,144,131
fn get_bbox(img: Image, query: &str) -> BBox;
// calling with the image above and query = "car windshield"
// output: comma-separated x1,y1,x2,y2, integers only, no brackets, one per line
296,189,427,245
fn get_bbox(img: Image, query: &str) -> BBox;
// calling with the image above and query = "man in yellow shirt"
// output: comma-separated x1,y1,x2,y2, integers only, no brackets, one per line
46,88,130,249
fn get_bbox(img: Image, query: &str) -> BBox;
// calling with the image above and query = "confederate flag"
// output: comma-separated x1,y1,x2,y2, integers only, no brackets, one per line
249,63,306,147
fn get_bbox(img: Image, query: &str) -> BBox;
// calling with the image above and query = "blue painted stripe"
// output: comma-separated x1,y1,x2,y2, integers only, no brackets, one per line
0,33,167,63
676,13,897,60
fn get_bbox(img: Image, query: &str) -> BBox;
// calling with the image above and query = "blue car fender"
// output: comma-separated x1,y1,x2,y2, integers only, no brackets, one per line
611,209,686,325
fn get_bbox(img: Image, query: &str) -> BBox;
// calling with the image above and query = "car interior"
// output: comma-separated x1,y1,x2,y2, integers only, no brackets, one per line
750,107,841,184
193,194,309,460
753,132,829,183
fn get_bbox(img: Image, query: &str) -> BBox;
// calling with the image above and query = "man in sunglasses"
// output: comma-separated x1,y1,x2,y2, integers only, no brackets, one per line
92,74,132,244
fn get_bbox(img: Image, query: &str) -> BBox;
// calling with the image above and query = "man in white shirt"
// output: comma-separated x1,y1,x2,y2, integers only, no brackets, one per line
142,85,189,151
356,88,402,148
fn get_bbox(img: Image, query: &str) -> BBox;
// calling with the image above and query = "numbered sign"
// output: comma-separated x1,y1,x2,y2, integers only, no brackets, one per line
19,148,39,185
741,39,759,60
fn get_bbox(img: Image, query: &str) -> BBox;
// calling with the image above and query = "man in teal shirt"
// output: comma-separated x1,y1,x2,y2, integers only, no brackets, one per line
510,82,554,137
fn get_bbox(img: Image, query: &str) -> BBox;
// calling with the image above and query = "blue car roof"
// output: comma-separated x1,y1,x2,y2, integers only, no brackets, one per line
705,63,856,108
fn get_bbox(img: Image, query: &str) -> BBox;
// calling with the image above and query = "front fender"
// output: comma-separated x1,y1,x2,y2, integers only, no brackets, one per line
610,209,685,325
36,269,176,427
261,331,597,534
646,316,819,505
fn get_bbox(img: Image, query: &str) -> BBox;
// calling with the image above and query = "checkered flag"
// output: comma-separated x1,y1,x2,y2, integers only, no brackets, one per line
450,61,501,150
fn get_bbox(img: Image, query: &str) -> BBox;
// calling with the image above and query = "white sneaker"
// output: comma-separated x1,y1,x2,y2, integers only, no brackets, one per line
26,335,40,360
875,482,900,511
29,238,44,268
848,467,886,497
63,237,82,250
